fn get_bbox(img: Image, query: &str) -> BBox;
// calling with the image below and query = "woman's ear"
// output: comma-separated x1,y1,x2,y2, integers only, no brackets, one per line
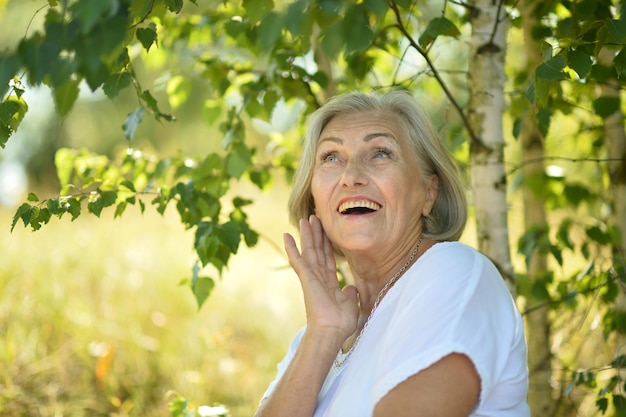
423,174,439,217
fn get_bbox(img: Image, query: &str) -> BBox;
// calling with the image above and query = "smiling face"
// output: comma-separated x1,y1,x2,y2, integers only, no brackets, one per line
311,111,438,256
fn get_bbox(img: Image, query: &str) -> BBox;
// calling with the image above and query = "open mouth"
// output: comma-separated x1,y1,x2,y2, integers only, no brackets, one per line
338,200,381,215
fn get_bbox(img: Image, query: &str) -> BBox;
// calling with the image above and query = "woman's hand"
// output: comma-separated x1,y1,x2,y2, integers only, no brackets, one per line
283,215,359,346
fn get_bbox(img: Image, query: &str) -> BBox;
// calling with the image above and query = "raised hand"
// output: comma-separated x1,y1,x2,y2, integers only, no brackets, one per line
283,215,359,345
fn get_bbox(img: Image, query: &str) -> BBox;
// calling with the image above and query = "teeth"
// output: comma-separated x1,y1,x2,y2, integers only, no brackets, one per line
339,200,381,213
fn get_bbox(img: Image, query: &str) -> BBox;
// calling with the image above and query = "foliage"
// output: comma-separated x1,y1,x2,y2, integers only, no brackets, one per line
1,0,469,308
0,207,299,416
2,0,626,415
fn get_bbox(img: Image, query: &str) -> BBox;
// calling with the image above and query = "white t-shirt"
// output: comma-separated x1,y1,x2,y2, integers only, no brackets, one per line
262,242,530,417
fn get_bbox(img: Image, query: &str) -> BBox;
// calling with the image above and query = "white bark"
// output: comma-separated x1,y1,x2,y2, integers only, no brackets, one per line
467,0,514,292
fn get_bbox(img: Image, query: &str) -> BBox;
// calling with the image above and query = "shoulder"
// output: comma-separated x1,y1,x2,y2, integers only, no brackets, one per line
417,241,499,285
422,241,484,263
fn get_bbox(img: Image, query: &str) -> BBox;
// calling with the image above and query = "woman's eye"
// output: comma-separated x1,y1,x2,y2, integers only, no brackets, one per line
321,152,337,162
373,149,392,159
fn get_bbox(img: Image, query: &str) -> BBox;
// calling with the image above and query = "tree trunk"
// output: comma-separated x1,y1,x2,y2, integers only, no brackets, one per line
598,46,626,414
467,0,515,293
519,0,553,414
598,48,626,271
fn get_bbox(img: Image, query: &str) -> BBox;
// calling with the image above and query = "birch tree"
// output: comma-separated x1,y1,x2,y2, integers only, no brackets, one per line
518,1,553,414
466,0,514,291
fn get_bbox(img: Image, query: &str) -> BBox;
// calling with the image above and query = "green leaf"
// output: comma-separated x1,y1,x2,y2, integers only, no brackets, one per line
614,394,626,414
74,10,128,89
321,21,345,58
120,179,136,192
419,17,461,48
55,147,77,189
285,0,312,39
566,49,592,79
27,192,39,202
393,0,412,7
88,197,105,217
11,203,31,232
101,190,117,207
18,35,60,85
596,397,609,414
225,143,252,179
46,198,61,215
243,0,275,24
536,55,568,80
563,183,591,207
67,198,82,220
249,168,271,189
345,9,375,55
195,222,217,266
192,276,215,309
141,90,175,122
0,124,12,148
593,96,621,119
586,225,611,245
0,53,21,98
363,0,388,16
137,23,158,52
103,72,132,99
224,18,248,38
536,107,552,137
123,107,144,140
534,77,552,107
70,0,114,33
257,11,283,52
605,19,626,43
217,221,241,254
165,0,184,13
114,201,127,218
556,219,574,250
0,100,21,126
615,47,626,79
53,79,80,118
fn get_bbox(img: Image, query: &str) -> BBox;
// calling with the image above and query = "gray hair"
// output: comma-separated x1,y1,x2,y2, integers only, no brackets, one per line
287,90,468,241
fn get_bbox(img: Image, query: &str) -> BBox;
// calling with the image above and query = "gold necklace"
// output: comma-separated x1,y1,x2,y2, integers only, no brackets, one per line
333,236,424,369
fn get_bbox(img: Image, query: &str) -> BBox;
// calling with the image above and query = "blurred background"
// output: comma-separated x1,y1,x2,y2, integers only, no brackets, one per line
0,1,306,415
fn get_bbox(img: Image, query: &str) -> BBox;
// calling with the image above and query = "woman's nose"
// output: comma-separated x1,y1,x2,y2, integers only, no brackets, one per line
340,160,368,188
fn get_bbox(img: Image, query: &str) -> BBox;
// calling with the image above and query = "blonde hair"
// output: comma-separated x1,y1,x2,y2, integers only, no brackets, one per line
288,91,468,241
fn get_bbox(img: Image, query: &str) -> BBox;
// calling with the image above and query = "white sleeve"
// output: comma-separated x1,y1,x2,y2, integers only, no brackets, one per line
372,243,527,409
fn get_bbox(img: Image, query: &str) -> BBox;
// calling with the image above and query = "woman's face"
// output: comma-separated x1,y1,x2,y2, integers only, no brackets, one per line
311,111,438,255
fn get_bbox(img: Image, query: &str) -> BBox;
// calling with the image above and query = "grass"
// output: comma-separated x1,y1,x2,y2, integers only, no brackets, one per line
0,182,305,417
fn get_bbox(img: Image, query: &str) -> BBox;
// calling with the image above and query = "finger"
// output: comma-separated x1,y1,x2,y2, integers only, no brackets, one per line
283,232,303,270
309,214,323,247
306,216,335,276
298,217,316,257
307,215,326,261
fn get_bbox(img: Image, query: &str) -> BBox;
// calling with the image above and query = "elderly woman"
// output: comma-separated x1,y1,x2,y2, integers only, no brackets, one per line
255,91,529,417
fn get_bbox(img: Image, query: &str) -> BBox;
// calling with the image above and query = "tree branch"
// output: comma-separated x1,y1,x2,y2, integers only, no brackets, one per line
506,156,625,175
521,272,618,317
388,0,487,151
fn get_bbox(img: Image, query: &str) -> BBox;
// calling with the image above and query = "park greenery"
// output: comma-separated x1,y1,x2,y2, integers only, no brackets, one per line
1,0,626,416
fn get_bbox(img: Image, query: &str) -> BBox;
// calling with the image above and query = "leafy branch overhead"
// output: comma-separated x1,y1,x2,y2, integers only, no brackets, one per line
1,0,469,308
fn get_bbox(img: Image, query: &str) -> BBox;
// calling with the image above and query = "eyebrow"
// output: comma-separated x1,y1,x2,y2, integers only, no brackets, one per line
318,132,397,145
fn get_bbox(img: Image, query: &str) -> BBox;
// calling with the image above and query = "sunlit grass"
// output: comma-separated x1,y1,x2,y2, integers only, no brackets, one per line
0,182,305,416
